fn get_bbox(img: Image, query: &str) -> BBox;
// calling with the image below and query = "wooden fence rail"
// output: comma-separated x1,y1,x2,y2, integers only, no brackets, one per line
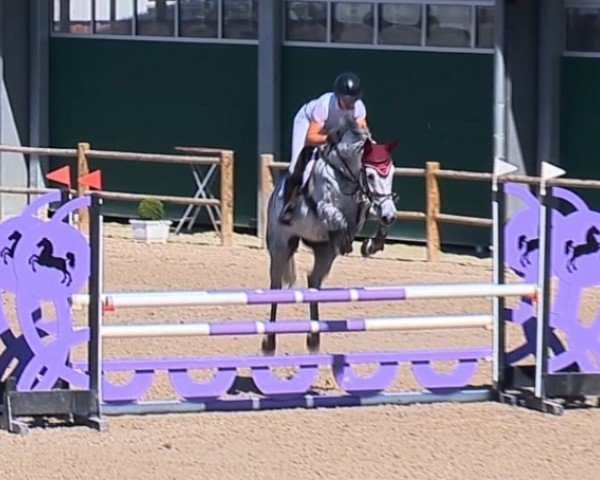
0,143,235,247
259,154,600,261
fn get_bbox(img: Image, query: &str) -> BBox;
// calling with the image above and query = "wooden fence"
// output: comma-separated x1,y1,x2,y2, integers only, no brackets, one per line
260,154,600,261
0,143,235,247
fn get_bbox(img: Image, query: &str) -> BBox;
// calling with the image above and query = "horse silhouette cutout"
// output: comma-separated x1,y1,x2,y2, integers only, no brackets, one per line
564,225,600,273
0,231,22,265
517,234,539,267
28,237,76,286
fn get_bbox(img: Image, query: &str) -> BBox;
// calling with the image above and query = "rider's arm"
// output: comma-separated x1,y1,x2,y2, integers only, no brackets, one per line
305,120,329,146
357,116,370,132
355,100,371,135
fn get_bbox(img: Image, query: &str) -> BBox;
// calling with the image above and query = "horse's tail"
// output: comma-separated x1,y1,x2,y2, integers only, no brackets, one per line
565,240,573,255
66,252,76,268
282,256,297,288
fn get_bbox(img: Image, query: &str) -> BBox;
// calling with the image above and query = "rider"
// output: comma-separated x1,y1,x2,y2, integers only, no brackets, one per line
279,72,370,224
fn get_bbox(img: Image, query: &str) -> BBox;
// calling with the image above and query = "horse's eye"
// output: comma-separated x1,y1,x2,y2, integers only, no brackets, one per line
367,172,375,181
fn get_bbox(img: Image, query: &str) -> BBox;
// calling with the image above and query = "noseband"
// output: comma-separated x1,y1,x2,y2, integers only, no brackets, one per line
360,167,399,211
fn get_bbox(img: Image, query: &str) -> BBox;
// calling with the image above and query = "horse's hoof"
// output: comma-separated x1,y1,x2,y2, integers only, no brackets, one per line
360,240,371,257
306,335,320,353
261,336,276,356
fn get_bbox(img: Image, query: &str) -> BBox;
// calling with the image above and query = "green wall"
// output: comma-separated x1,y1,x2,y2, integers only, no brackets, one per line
561,56,600,210
49,38,257,226
49,38,495,247
282,47,494,246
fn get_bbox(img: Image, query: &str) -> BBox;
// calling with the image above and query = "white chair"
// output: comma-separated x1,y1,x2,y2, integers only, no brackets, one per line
381,4,421,27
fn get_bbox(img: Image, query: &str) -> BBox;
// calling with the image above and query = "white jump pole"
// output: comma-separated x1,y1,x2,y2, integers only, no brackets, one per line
100,314,494,339
71,282,536,310
491,159,519,387
534,162,566,399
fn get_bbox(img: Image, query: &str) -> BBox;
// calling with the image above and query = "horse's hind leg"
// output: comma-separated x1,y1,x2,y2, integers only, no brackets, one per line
306,244,337,353
262,237,298,355
262,257,283,354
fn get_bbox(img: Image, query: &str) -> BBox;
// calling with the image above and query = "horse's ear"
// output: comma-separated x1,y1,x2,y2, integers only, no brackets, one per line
384,139,400,152
364,138,373,156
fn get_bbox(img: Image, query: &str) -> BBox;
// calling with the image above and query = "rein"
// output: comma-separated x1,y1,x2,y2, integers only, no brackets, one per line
322,143,367,197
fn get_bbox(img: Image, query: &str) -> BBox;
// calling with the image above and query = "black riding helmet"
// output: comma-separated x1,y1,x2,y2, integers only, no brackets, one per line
333,72,362,101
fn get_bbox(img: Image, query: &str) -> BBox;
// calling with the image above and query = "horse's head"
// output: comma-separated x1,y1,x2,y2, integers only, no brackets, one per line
362,139,399,225
36,238,51,248
326,117,371,174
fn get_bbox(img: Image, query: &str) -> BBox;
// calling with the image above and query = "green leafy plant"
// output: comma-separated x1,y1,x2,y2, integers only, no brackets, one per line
138,198,165,221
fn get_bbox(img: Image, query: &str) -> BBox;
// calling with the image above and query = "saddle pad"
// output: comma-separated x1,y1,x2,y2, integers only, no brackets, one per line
302,158,316,189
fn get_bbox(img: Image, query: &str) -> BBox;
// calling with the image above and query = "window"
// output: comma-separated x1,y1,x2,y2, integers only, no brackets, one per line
427,4,471,48
566,7,600,53
332,2,374,44
180,0,219,38
283,1,493,52
95,0,134,35
51,0,495,52
53,0,92,33
476,5,494,48
379,3,422,46
286,1,327,42
137,0,176,36
223,0,258,39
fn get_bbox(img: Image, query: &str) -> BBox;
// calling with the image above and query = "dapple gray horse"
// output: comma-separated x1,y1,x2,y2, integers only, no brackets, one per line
263,117,399,354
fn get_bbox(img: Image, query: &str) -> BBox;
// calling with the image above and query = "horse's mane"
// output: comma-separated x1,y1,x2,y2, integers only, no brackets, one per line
328,116,365,145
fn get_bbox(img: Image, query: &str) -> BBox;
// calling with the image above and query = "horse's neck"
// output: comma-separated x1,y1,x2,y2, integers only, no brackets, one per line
328,146,362,176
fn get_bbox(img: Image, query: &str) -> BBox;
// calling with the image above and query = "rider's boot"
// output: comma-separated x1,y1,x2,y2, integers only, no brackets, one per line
279,146,314,225
279,173,302,225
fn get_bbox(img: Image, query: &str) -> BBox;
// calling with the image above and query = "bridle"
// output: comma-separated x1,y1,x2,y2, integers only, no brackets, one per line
360,166,399,217
321,138,398,212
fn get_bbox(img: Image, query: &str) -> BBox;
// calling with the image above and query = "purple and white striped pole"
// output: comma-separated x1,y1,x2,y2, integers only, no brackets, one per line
100,313,493,339
72,282,536,310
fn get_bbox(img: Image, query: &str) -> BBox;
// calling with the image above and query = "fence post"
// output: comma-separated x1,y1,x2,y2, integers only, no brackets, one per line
426,161,441,262
220,150,234,247
77,142,90,233
260,154,274,249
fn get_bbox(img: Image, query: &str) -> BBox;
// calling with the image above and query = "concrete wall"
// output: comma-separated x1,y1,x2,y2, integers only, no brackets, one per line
0,0,30,216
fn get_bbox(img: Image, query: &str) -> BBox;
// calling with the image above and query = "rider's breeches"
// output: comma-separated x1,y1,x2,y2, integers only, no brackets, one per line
289,105,311,174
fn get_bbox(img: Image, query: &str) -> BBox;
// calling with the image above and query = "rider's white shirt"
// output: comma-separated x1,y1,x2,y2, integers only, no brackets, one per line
303,92,367,132
287,92,367,174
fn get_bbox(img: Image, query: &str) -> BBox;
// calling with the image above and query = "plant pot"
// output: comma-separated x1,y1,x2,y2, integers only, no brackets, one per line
129,219,172,244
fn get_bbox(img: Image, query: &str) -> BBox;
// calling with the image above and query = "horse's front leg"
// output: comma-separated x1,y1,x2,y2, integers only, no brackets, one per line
306,244,338,353
316,201,347,232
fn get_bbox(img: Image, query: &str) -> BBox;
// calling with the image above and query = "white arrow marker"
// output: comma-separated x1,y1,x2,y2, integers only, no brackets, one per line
540,161,566,181
493,159,519,178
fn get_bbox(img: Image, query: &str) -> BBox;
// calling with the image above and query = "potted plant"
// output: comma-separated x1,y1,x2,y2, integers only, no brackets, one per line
129,198,172,244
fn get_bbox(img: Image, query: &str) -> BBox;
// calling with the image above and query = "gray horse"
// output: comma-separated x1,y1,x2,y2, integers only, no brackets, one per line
263,117,398,354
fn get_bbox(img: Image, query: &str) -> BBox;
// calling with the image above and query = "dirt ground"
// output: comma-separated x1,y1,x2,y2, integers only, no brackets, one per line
2,224,600,480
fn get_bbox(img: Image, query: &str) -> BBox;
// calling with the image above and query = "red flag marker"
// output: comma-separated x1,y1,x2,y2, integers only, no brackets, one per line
78,170,103,190
46,165,71,187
